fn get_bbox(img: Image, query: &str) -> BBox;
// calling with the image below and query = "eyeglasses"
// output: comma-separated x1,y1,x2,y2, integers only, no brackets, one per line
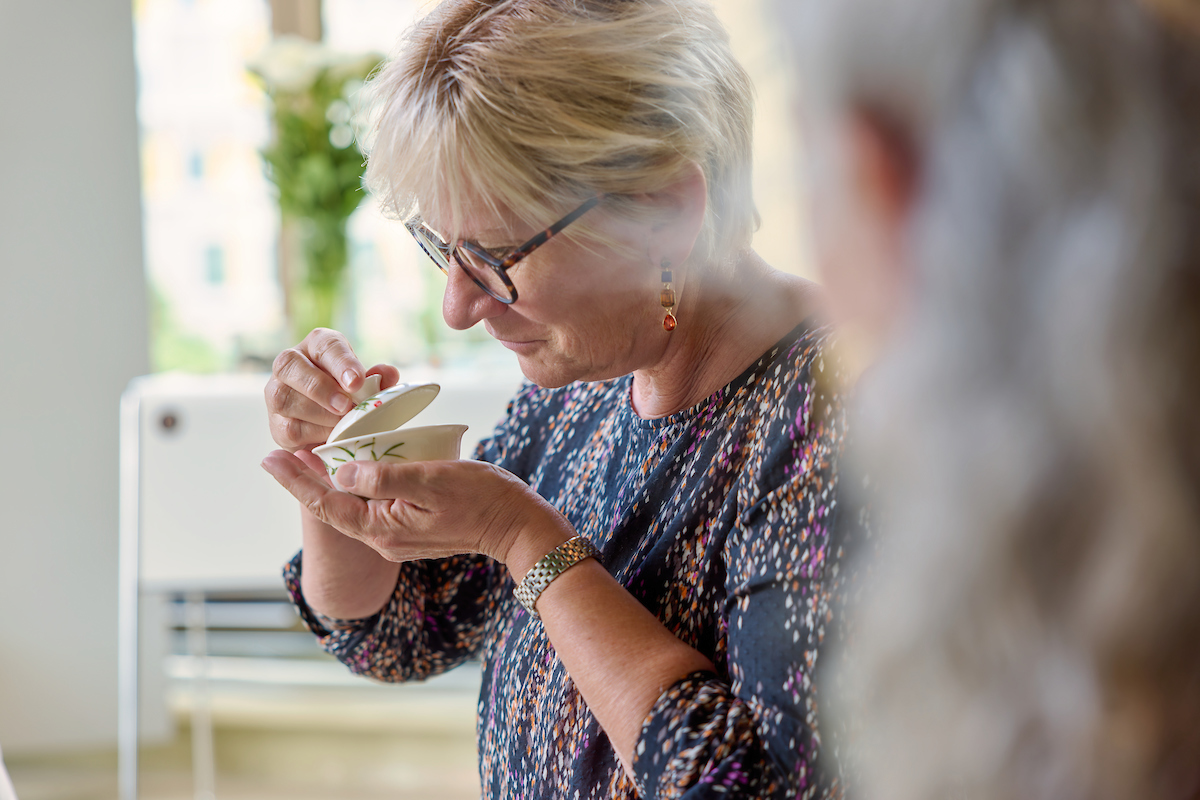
404,195,603,304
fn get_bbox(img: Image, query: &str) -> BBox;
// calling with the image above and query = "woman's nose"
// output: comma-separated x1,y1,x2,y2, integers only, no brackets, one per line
442,263,507,330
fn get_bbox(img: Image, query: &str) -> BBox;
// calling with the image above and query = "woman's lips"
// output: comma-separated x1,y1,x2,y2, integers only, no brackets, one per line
496,338,541,355
485,323,544,355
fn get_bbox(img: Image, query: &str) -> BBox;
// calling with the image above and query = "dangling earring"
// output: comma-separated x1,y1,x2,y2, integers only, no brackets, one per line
660,259,677,331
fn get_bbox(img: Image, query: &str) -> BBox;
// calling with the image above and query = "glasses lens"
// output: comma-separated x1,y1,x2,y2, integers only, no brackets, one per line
409,224,451,274
455,247,516,303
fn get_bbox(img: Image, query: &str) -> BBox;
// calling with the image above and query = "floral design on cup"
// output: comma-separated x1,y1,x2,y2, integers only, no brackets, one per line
323,438,408,476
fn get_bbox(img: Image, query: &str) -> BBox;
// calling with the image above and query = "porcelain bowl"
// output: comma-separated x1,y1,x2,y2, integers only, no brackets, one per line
312,423,469,482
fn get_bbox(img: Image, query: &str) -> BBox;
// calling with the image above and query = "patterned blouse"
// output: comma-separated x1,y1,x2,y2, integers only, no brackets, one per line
285,320,853,799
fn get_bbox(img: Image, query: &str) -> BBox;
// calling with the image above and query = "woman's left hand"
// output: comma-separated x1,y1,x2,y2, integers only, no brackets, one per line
261,451,572,569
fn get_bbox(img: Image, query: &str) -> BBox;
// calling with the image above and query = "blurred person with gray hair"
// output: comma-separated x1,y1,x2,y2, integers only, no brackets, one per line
771,0,1200,798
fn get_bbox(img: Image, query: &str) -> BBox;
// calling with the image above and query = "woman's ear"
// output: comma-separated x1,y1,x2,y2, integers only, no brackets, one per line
642,160,708,269
847,108,917,256
806,106,919,374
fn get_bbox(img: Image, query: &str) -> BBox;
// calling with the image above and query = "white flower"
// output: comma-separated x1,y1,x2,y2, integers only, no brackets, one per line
248,36,326,93
248,37,382,95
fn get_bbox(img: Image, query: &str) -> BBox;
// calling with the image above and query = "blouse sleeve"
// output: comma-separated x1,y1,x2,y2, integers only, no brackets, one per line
284,550,503,682
631,399,850,799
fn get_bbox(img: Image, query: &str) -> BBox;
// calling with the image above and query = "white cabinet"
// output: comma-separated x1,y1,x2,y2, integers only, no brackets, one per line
126,368,523,591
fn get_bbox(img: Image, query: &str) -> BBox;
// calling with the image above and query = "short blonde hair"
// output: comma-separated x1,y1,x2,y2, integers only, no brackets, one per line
362,0,758,265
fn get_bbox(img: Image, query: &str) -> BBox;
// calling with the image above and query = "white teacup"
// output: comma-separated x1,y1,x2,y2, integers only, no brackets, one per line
313,377,469,487
312,424,468,479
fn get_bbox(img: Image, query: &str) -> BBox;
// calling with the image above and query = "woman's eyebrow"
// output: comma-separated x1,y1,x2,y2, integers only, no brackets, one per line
464,228,526,250
468,241,516,259
467,232,518,245
452,213,536,248
423,214,514,244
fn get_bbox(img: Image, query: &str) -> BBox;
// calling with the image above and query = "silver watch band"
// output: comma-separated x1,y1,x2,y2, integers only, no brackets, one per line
513,535,601,617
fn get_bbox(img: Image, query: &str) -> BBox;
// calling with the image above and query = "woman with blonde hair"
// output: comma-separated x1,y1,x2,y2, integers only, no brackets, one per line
262,1,853,797
774,0,1200,797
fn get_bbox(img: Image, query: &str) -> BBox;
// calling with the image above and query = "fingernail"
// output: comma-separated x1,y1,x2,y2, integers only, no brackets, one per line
335,463,358,488
332,393,353,414
342,370,359,390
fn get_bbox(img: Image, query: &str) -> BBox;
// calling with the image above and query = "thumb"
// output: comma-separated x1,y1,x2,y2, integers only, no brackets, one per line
331,460,434,504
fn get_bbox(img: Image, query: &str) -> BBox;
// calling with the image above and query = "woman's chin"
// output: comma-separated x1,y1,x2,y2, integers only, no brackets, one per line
512,350,583,390
516,360,572,389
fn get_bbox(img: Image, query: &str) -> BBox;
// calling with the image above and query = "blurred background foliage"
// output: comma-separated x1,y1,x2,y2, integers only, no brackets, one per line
249,38,383,342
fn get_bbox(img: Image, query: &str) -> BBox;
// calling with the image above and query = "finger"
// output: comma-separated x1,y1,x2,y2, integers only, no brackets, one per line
367,363,402,391
268,412,335,452
294,448,331,479
332,460,437,505
262,450,368,534
272,347,355,416
265,377,342,427
302,328,366,395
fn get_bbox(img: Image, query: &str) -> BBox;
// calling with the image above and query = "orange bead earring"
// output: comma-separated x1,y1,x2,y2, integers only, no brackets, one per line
660,259,677,331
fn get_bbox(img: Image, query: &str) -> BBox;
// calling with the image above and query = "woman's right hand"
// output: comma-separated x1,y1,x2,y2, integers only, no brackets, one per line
265,328,401,453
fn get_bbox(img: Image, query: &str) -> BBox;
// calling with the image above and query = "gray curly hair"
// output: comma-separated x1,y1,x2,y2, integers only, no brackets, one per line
779,0,1200,798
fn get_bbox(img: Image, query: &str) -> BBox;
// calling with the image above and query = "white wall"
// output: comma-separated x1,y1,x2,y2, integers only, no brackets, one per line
0,0,149,753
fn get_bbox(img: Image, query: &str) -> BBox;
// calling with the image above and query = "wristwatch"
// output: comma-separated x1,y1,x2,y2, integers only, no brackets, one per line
513,535,601,617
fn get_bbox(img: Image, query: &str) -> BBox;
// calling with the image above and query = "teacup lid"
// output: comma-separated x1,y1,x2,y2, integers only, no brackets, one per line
326,377,441,444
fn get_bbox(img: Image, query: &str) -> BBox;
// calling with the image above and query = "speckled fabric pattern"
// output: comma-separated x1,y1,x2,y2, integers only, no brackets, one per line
284,320,854,799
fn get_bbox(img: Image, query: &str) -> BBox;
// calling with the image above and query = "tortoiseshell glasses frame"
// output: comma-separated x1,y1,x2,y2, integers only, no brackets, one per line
404,195,604,304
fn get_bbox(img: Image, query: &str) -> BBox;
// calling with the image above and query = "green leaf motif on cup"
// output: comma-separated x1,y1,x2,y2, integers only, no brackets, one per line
374,442,406,461
324,438,406,475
